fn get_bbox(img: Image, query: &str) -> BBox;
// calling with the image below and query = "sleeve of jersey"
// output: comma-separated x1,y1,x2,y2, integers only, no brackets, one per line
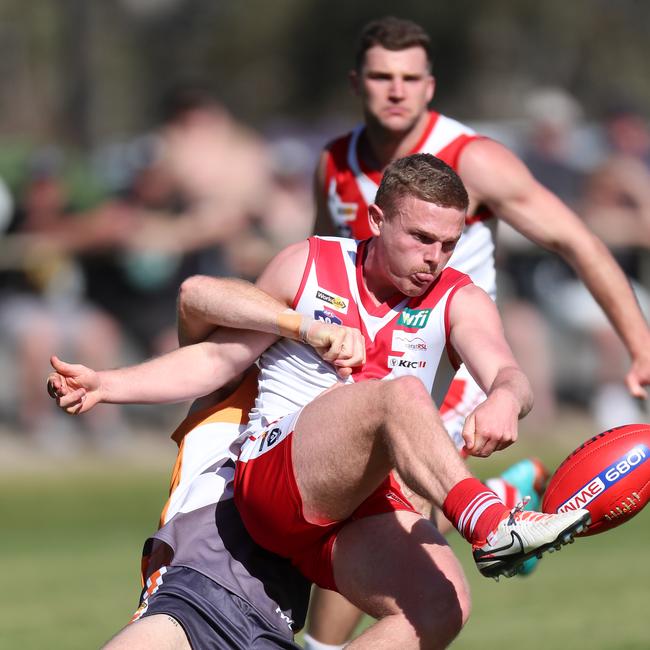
322,136,352,199
439,134,489,169
290,237,319,310
443,271,473,370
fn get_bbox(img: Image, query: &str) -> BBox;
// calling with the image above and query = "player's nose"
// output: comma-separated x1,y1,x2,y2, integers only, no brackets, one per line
388,78,405,99
423,242,442,265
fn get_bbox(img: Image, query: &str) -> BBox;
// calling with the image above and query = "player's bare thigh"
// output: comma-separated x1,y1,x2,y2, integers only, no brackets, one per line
332,510,471,647
102,614,190,650
292,376,434,522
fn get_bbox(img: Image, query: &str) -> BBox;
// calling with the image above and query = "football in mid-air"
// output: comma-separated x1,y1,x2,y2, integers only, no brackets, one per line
542,423,650,536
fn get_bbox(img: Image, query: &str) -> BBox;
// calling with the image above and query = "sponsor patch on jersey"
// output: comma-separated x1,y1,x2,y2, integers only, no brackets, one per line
397,308,431,329
316,288,349,313
314,309,343,325
391,331,428,353
337,205,357,220
328,179,358,223
388,356,427,369
264,427,281,448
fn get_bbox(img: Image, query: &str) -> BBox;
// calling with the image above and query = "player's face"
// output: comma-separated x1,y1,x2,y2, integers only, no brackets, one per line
353,46,434,135
368,195,464,298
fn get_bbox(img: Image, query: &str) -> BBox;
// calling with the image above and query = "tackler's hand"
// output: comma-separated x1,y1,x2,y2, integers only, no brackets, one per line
46,355,103,415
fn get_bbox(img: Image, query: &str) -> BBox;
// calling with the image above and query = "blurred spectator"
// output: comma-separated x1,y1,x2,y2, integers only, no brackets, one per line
541,105,650,429
603,100,650,165
0,150,131,453
82,87,314,357
521,87,587,209
123,82,279,281
80,145,194,357
497,87,590,427
227,136,315,278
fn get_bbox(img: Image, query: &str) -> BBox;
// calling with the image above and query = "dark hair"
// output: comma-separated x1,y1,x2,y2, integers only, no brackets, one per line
375,154,468,214
355,16,432,71
158,81,218,124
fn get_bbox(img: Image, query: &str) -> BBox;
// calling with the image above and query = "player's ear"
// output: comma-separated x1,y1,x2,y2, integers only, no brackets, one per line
426,75,436,104
367,204,383,236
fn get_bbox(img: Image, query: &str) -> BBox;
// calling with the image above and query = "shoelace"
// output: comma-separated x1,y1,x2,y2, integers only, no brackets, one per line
507,495,531,526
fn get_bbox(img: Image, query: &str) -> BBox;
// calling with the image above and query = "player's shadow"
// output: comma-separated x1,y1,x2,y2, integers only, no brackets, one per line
333,511,466,643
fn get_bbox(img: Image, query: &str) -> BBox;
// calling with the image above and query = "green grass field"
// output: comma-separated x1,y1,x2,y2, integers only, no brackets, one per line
0,464,172,649
1,427,649,649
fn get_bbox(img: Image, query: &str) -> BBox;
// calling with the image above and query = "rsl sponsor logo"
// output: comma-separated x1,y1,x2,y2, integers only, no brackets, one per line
315,288,349,314
388,356,427,370
391,331,428,353
397,308,431,329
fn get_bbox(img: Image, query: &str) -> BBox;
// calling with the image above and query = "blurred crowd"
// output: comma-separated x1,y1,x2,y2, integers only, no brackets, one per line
0,84,648,455
0,84,315,454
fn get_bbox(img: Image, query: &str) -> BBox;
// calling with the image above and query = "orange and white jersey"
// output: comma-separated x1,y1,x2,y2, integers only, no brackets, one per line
156,378,255,529
245,236,472,440
322,111,498,299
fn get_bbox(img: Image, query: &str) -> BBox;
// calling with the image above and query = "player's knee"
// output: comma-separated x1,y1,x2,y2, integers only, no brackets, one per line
411,575,471,648
383,375,430,409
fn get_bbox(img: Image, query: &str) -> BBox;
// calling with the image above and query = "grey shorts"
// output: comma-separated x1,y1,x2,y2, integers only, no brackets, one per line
134,566,301,649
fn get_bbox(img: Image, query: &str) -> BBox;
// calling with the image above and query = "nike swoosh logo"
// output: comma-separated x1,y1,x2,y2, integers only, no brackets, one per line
475,531,524,560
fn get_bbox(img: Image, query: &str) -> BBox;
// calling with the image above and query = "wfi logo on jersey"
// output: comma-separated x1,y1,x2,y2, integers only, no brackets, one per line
397,308,431,329
316,289,349,314
392,331,428,353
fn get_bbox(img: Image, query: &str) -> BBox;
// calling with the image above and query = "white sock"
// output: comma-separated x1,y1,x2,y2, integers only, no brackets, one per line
302,633,345,650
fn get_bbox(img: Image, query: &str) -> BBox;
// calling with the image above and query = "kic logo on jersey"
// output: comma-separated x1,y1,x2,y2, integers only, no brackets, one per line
315,288,349,314
397,308,431,329
388,356,427,370
391,331,428,353
314,308,342,326
557,444,649,513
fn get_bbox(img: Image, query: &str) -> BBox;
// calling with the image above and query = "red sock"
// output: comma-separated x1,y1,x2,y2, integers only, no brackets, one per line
443,477,508,545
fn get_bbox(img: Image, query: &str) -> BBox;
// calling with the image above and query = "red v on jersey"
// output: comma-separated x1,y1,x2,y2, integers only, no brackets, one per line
295,237,470,387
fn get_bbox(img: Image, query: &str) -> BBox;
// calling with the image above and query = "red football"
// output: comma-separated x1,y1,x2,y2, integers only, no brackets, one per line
542,423,650,536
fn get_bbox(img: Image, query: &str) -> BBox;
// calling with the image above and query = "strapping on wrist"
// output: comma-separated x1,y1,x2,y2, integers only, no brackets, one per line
277,310,314,343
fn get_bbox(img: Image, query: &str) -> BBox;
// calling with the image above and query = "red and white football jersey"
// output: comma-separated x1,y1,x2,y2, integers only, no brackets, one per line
245,236,472,438
322,111,498,299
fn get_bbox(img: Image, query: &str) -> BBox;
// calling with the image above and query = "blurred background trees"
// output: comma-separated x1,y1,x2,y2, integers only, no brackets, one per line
0,0,647,152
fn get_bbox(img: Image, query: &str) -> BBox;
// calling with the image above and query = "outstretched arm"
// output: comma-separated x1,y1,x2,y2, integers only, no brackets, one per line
448,283,533,458
459,137,650,399
47,327,274,414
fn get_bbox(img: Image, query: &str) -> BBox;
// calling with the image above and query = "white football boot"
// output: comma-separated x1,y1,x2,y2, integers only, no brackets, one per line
473,501,590,579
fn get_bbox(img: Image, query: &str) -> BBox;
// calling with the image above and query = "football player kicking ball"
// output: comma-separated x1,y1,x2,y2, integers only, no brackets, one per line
52,154,591,649
308,16,650,648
